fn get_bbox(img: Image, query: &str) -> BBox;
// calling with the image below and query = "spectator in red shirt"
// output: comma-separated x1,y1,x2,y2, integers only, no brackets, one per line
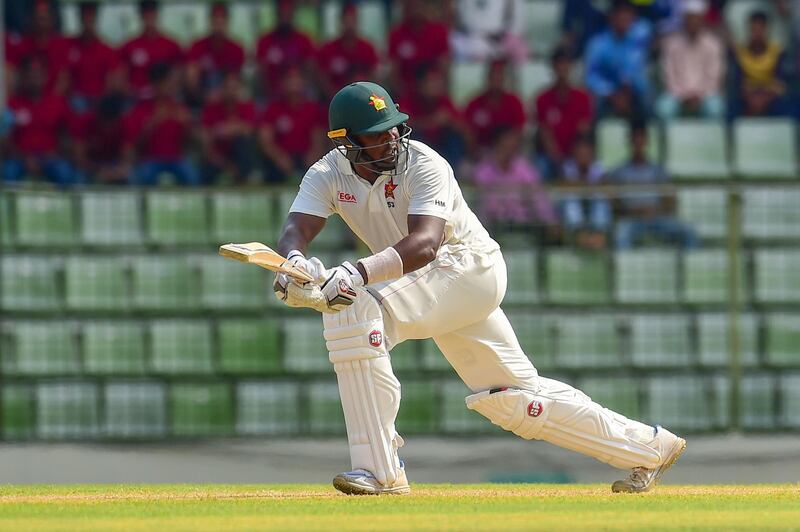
316,4,380,98
200,71,257,184
2,57,78,186
123,63,198,185
258,67,326,183
388,0,450,99
71,92,131,183
255,0,316,100
185,2,246,107
534,47,594,180
66,2,123,112
118,1,184,100
463,59,525,155
16,1,70,95
399,66,468,169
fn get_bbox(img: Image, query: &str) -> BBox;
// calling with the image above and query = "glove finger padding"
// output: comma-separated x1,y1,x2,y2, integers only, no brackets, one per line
285,281,337,313
321,262,363,312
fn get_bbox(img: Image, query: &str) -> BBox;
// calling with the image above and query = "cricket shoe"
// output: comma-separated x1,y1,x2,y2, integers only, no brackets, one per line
612,426,687,493
332,462,410,495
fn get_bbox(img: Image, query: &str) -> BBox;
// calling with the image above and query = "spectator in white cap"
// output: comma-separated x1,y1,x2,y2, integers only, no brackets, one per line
656,0,725,119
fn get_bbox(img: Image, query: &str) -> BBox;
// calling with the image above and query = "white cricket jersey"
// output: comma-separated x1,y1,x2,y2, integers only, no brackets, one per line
290,140,499,255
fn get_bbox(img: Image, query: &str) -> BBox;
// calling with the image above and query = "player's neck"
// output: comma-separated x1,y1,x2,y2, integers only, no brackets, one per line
352,163,380,185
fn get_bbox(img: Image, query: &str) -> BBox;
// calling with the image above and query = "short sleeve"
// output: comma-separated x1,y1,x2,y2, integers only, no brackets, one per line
289,160,336,219
407,152,453,221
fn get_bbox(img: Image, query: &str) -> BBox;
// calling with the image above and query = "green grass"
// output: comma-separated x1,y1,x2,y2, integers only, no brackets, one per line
0,484,798,531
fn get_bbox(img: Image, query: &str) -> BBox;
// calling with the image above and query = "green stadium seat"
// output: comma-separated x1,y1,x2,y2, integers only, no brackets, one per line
503,250,539,304
546,251,609,303
419,339,452,371
322,1,388,49
397,380,438,433
515,60,552,102
765,314,800,367
387,339,424,371
2,385,35,440
37,382,100,439
741,374,776,430
743,188,800,239
80,192,143,246
506,311,556,370
677,187,727,239
218,319,282,374
578,377,640,420
257,2,320,39
64,256,128,311
450,62,487,106
646,376,718,431
199,255,268,310
683,250,747,304
557,315,620,368
0,192,12,247
665,120,729,179
0,256,61,311
733,118,797,178
229,3,258,50
211,192,279,245
160,4,209,45
597,119,661,169
96,3,141,45
14,192,76,247
780,374,800,428
150,320,213,375
307,380,346,434
171,382,234,437
614,250,678,304
83,322,147,375
282,316,329,373
236,381,300,435
523,0,561,56
3,322,80,376
697,314,759,368
629,315,691,367
105,382,167,438
440,379,491,434
755,249,800,303
132,256,198,311
146,191,209,246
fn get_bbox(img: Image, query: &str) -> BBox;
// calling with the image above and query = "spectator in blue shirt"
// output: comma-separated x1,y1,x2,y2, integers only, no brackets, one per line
585,0,652,118
611,120,697,249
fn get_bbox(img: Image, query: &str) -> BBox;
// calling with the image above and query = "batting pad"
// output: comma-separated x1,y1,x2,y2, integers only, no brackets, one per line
323,288,403,487
466,377,662,470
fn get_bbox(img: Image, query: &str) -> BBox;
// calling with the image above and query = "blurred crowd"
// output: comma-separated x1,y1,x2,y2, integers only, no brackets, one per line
2,0,797,248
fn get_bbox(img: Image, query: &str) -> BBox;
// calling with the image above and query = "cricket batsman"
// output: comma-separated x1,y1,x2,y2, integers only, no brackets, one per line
272,81,686,495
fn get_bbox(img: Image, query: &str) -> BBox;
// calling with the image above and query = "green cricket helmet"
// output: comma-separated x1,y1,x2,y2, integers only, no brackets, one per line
327,81,412,174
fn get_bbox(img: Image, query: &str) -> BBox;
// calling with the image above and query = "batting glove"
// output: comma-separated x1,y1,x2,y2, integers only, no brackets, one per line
320,262,364,312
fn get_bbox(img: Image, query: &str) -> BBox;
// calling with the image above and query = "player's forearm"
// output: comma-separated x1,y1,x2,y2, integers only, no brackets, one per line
393,232,440,274
277,222,311,258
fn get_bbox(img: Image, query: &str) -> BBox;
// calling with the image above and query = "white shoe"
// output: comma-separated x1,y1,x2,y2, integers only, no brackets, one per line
332,462,410,495
612,426,687,493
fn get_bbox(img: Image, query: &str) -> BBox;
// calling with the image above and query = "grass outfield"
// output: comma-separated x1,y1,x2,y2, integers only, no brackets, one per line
0,484,798,531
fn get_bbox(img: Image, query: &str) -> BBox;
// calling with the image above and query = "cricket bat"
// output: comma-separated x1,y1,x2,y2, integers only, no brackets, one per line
219,242,314,283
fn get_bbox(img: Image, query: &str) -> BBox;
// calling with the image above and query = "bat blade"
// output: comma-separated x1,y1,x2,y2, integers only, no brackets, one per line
218,242,314,283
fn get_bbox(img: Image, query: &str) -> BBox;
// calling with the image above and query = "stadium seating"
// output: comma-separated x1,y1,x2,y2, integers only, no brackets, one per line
523,0,561,56
503,250,539,304
440,380,491,433
515,60,552,102
741,374,777,429
557,315,620,368
281,316,330,373
743,188,800,240
64,256,129,311
450,62,487,106
37,382,100,439
199,255,268,310
105,381,167,438
322,0,387,49
170,382,234,437
150,320,214,374
81,192,144,246
14,192,77,247
160,3,209,44
3,321,80,376
646,376,722,431
596,120,661,170
307,380,346,434
765,314,800,367
236,381,300,435
218,318,282,374
614,249,678,304
2,385,35,440
578,377,640,420
132,256,198,310
629,315,691,367
683,250,747,304
677,187,728,240
385,339,422,372
0,193,12,247
665,120,729,179
733,119,797,179
419,339,452,371
755,249,800,303
146,191,209,246
546,251,609,303
396,380,438,433
697,314,759,368
725,0,788,46
780,374,800,428
0,256,61,311
505,311,556,370
82,321,147,375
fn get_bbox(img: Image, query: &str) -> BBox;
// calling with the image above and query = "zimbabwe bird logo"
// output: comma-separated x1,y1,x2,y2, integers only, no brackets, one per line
369,95,387,111
384,177,397,200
